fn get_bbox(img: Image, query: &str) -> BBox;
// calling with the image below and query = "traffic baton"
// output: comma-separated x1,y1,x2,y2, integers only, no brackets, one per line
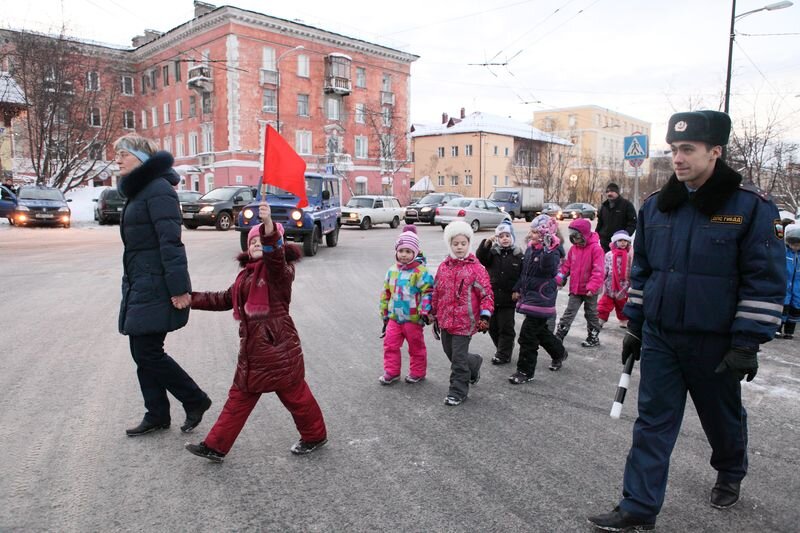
610,355,636,419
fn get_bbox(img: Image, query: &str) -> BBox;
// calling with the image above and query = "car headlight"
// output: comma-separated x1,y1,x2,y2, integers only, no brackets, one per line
243,208,254,220
420,207,431,213
290,209,302,221
17,205,30,211
199,206,214,213
58,207,69,212
349,212,358,218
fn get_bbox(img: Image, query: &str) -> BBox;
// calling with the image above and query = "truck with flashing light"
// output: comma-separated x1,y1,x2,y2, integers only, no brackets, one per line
235,173,342,256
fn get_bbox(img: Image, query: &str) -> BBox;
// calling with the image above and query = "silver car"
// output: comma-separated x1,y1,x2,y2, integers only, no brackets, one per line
434,197,512,232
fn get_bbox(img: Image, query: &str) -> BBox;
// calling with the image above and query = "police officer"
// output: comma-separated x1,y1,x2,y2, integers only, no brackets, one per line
588,110,786,531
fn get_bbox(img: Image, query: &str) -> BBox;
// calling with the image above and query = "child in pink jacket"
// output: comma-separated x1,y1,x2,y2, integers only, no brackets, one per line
554,218,605,347
431,220,494,406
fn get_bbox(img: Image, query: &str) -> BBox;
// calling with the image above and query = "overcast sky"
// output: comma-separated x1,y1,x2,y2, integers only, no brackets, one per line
4,0,800,147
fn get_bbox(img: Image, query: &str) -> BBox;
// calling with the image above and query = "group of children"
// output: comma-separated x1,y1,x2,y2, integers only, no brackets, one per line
378,215,636,399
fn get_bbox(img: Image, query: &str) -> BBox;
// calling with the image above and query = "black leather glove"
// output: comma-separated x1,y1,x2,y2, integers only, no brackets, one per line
715,346,758,382
433,319,441,340
620,331,642,365
420,315,431,326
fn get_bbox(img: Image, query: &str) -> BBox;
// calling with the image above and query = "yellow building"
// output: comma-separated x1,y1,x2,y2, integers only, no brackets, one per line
410,110,571,200
533,105,651,203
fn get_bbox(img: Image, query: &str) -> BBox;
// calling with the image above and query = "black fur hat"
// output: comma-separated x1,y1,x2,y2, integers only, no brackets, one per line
665,110,731,146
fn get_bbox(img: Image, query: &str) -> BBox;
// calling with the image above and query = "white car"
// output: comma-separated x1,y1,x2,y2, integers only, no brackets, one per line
342,195,404,230
434,197,512,232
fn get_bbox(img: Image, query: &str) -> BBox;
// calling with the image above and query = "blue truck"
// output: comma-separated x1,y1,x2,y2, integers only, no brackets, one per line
235,172,342,256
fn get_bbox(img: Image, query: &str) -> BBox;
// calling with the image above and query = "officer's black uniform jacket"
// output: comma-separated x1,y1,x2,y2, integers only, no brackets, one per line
624,160,785,348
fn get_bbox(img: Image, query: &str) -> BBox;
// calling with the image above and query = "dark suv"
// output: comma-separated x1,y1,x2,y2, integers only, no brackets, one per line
404,192,463,224
94,188,125,225
181,186,256,231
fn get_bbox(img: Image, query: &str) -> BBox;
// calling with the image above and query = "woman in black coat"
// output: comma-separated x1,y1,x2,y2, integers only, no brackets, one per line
115,134,211,436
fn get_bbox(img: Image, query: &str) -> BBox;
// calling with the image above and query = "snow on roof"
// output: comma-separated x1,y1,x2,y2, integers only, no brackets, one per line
0,73,26,106
411,111,571,145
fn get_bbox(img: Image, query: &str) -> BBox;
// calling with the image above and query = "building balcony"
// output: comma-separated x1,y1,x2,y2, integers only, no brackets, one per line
198,153,215,168
259,68,279,86
324,76,352,95
324,54,352,95
380,91,395,106
187,65,213,93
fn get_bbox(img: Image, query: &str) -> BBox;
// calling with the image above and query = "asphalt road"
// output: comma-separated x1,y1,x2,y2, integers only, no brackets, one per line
1,219,798,532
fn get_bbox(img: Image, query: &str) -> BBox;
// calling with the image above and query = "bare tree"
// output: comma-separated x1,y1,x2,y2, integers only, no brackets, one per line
508,136,574,203
5,29,124,191
363,102,411,199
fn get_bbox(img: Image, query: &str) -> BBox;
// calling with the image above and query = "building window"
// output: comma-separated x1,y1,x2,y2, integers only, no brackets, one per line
201,92,211,114
88,143,104,160
381,73,391,92
121,76,133,96
493,146,498,155
355,135,368,159
141,74,148,95
465,174,473,185
189,132,199,155
504,175,509,186
504,147,509,156
88,107,101,127
123,110,135,129
87,71,99,91
175,99,183,121
568,114,577,128
262,89,277,113
163,102,170,123
262,47,276,70
175,135,185,157
355,103,365,123
356,67,366,88
296,130,312,155
297,94,309,116
149,69,157,90
450,175,459,186
140,110,147,129
438,175,445,187
437,147,445,158
326,97,340,120
327,134,343,155
465,144,473,156
174,60,181,82
162,65,170,86
382,107,392,127
235,175,243,184
297,55,309,77
493,175,498,185
163,136,172,153
201,125,212,153
189,95,197,117
151,107,157,126
451,146,459,157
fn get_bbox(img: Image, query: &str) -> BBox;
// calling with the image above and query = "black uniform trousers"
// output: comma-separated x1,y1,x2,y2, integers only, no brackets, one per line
620,321,748,519
516,315,566,377
489,306,517,362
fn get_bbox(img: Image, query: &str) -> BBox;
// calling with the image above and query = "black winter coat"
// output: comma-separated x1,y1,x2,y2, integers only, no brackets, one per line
476,240,523,308
118,151,191,336
596,196,637,251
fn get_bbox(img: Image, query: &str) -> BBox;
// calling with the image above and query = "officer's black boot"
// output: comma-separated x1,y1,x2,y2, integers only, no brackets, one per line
587,506,655,531
581,327,601,347
710,477,741,509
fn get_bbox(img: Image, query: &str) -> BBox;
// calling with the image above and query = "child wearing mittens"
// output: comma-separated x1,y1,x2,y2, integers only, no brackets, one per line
431,220,494,406
597,230,634,329
184,202,327,462
379,225,435,384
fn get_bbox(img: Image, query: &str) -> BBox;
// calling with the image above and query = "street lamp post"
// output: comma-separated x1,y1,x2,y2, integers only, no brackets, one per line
724,1,792,115
275,45,304,133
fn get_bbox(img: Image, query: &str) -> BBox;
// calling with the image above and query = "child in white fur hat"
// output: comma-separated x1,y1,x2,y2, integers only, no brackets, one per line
379,225,435,384
598,230,634,328
431,221,494,406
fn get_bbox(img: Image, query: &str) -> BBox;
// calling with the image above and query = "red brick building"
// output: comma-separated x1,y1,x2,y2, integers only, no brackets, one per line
7,1,418,201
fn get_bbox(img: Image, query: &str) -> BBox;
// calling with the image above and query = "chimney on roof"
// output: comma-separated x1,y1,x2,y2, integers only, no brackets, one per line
460,107,465,119
442,112,448,124
194,1,216,18
131,29,162,47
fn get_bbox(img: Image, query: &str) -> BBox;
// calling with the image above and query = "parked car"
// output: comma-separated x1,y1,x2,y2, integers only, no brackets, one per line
235,173,342,257
541,202,563,220
562,202,597,220
12,185,72,228
404,192,463,224
434,197,512,232
177,190,202,209
0,184,17,223
93,187,125,225
181,185,256,230
342,195,404,230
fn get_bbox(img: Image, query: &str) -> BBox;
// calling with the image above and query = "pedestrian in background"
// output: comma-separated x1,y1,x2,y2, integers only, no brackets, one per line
597,230,633,329
431,220,494,406
185,203,327,462
115,134,211,437
554,218,605,347
476,221,523,365
596,182,637,252
777,223,800,340
588,110,785,531
509,215,568,383
378,225,434,384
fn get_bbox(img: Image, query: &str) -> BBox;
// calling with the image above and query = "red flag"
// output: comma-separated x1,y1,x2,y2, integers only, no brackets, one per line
263,124,308,208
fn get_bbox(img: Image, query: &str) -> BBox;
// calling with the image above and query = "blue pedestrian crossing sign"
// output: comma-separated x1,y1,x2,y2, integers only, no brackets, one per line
624,134,648,160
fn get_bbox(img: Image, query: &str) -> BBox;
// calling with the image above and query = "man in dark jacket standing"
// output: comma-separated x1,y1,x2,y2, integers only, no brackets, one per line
596,182,637,252
115,134,211,437
588,111,786,531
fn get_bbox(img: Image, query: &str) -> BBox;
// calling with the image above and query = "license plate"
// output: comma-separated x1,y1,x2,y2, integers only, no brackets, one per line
407,210,417,216
35,213,54,219
183,213,194,219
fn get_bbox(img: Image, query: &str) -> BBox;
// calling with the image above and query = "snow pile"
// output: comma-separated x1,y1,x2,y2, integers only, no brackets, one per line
65,186,108,222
